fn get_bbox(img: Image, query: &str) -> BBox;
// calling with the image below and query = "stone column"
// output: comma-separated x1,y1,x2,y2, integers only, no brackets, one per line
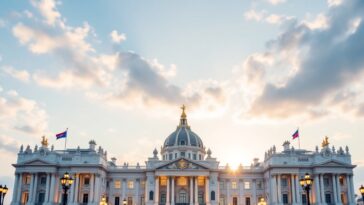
195,177,198,205
346,175,352,204
166,177,170,205
32,173,38,203
44,173,51,202
90,174,95,203
11,173,20,204
314,175,321,204
252,179,257,205
155,177,159,205
122,178,127,202
15,173,23,203
145,178,149,204
74,174,80,203
171,177,175,205
136,179,140,205
205,177,210,205
319,175,326,205
94,175,101,203
49,173,56,204
277,175,281,205
332,175,338,204
69,174,75,204
349,175,355,205
336,175,342,204
190,177,193,205
226,180,230,205
295,175,301,204
291,175,296,205
271,175,277,204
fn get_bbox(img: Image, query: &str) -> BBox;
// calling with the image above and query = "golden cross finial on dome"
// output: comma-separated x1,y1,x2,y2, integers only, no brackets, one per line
179,104,188,126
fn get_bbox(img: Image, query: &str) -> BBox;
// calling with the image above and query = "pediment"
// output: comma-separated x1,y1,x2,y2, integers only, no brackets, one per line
20,159,54,166
315,160,350,167
156,158,209,170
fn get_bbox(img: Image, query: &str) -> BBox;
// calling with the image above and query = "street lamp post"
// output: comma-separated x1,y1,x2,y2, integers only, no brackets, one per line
60,172,74,205
359,185,364,205
300,173,313,205
0,185,8,205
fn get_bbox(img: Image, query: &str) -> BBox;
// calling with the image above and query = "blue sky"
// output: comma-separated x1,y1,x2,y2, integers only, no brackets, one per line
1,0,364,204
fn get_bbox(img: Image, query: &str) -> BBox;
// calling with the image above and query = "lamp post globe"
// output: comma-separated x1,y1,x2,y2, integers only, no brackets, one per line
0,185,8,205
359,185,364,204
60,172,74,205
300,173,313,205
123,198,127,205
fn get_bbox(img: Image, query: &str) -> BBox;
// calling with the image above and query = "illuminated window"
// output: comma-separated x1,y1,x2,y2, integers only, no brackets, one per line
160,177,167,186
128,180,134,189
24,175,31,184
114,180,121,189
244,181,250,189
177,177,187,186
231,181,237,189
197,177,205,186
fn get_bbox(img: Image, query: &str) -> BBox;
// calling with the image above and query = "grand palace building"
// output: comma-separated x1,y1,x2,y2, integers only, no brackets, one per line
10,107,356,205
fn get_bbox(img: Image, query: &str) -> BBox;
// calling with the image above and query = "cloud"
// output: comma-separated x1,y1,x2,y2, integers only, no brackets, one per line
31,0,61,26
244,9,293,25
110,30,126,44
0,88,48,135
328,0,342,7
0,135,20,154
2,66,30,82
268,0,286,5
245,0,364,119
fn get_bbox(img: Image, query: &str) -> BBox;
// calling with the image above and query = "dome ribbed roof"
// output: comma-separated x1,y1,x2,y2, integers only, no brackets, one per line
163,105,204,148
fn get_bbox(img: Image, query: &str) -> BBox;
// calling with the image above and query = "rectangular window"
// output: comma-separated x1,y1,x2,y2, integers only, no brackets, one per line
220,196,225,205
199,155,202,160
40,176,47,185
114,180,121,189
198,191,204,204
257,181,262,189
339,176,344,186
38,192,45,203
281,178,288,187
188,153,191,159
324,178,330,186
169,154,173,160
141,196,145,205
22,192,29,204
175,153,177,158
197,177,205,186
245,197,250,205
161,193,166,203
233,197,238,205
302,194,307,204
282,194,288,204
181,152,185,157
219,181,225,189
244,182,251,189
128,180,134,189
325,194,331,204
231,181,237,189
83,194,89,203
84,177,90,185
24,175,31,185
193,154,197,160
115,197,120,205
128,197,133,205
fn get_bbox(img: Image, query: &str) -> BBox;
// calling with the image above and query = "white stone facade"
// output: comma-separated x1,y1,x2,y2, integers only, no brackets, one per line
10,111,356,205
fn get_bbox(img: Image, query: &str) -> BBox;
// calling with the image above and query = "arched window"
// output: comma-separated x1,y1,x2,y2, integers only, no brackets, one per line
211,191,216,201
149,191,154,201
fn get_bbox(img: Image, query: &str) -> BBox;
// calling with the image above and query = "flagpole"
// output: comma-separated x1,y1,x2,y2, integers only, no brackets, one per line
298,128,301,149
64,128,68,154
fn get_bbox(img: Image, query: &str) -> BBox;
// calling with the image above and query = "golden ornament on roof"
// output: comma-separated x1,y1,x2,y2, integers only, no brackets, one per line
321,136,329,147
41,136,48,147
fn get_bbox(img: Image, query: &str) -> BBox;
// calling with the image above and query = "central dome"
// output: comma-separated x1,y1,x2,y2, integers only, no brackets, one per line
163,105,204,148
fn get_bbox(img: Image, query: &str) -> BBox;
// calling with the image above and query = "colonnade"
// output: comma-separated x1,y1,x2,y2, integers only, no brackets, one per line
153,176,210,205
11,172,102,205
269,173,355,205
